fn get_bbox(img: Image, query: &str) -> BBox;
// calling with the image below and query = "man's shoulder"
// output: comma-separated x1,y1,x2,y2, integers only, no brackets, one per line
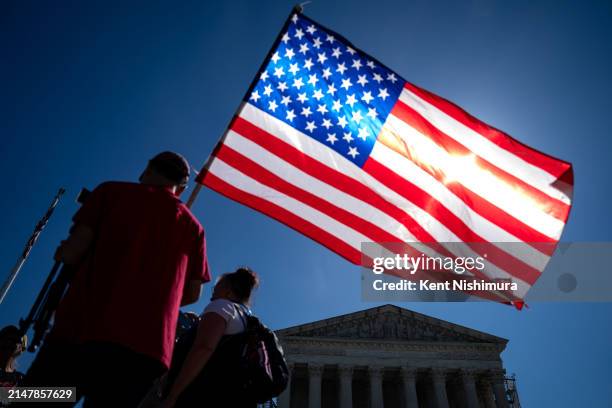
96,180,138,190
176,202,204,233
90,181,138,195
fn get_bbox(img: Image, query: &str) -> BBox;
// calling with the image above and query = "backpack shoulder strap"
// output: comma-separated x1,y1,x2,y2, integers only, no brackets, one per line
233,302,251,330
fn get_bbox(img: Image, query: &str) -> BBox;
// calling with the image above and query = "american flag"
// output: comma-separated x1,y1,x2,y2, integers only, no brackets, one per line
197,11,573,302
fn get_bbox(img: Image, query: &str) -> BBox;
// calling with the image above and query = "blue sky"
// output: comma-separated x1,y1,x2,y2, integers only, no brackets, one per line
1,1,611,406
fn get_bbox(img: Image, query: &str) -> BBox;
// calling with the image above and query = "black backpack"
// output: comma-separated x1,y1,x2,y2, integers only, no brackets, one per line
167,306,290,405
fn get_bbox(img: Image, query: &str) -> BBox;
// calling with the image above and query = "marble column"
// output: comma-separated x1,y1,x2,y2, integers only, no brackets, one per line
401,367,419,408
308,364,324,408
277,363,293,408
369,366,384,408
477,380,496,408
460,369,479,408
431,369,450,408
338,365,353,408
490,370,509,408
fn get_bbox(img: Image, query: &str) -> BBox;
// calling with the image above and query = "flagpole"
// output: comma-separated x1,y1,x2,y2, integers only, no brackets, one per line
184,4,305,210
0,188,65,305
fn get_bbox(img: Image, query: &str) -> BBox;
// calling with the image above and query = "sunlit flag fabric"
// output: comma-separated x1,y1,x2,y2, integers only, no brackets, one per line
197,11,574,303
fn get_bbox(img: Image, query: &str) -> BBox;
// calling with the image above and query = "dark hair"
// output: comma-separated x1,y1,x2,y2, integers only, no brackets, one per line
222,267,259,303
0,325,26,352
148,151,190,186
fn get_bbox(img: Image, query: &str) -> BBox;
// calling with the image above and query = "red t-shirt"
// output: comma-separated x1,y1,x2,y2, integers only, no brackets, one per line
50,182,211,368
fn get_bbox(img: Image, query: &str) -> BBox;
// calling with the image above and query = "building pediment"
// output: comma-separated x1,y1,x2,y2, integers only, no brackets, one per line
276,304,507,345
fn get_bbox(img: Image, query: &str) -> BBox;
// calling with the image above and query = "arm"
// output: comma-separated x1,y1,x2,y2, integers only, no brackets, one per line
163,312,227,406
181,228,210,306
54,224,95,265
180,280,202,306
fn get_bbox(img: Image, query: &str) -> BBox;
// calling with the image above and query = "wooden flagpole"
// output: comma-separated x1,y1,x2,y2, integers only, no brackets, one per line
183,4,305,210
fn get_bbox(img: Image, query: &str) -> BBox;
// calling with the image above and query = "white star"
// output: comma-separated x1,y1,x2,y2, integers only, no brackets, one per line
286,109,296,121
357,74,369,87
281,95,292,106
268,100,278,112
250,90,261,102
281,33,290,44
303,59,314,70
292,77,305,89
313,37,322,49
345,94,357,107
306,25,317,35
297,92,308,103
336,62,347,75
321,118,333,129
347,146,359,159
326,133,338,145
373,73,383,83
346,46,356,55
299,43,309,55
301,106,312,117
332,47,342,58
284,48,295,60
277,81,288,92
316,104,328,114
352,59,363,70
361,91,374,104
378,88,390,100
317,52,328,64
307,74,319,86
326,83,337,96
294,28,304,40
387,73,398,83
352,110,364,124
332,99,342,111
312,89,324,100
288,63,300,75
366,107,378,119
260,71,269,82
326,34,335,43
271,52,281,64
305,121,317,132
337,116,348,128
358,127,371,140
321,68,332,79
291,14,298,23
263,84,273,96
343,132,354,143
340,78,352,90
366,60,376,69
273,66,285,78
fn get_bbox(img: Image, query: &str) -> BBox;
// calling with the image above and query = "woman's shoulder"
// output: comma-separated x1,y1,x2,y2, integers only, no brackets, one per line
202,298,239,321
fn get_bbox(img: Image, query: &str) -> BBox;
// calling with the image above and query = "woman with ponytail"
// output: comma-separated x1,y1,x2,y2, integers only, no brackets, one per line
161,267,259,408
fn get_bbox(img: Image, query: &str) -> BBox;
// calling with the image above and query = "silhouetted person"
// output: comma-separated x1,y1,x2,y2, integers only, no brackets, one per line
0,325,27,388
25,152,211,407
162,267,259,408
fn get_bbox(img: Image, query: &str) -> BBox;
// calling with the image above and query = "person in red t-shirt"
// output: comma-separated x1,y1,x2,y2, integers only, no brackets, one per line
24,151,211,407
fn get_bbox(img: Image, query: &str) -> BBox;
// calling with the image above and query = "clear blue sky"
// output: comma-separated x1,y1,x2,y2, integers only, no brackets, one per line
1,1,611,406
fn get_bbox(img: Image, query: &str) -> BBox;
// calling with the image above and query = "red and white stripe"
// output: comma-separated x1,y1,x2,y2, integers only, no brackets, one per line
199,83,573,302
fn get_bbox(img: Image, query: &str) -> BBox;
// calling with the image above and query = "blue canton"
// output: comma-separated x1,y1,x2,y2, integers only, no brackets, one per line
248,13,405,167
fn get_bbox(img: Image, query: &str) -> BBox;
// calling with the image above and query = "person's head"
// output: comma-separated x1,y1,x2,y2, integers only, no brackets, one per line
212,267,259,305
139,151,190,196
0,325,27,370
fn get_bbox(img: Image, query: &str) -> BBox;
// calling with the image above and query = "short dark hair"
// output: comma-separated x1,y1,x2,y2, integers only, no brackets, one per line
0,325,27,352
221,267,259,303
148,151,190,186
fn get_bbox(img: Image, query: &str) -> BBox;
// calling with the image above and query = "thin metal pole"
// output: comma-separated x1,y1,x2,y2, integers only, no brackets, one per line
0,188,65,304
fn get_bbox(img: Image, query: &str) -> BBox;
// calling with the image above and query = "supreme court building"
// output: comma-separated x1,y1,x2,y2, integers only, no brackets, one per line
275,304,520,408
